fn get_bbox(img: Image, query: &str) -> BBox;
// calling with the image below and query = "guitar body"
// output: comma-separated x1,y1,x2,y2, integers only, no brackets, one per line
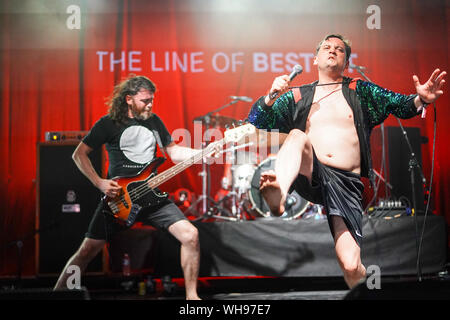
102,157,168,226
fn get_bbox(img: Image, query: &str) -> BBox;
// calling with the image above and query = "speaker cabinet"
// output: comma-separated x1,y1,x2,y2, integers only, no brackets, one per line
36,142,104,275
370,126,425,212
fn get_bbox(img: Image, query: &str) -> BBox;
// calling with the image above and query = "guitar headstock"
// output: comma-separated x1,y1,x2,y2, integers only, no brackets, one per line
224,123,256,143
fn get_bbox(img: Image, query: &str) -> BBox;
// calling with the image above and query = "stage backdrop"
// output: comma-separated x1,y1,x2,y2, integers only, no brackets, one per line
0,0,449,276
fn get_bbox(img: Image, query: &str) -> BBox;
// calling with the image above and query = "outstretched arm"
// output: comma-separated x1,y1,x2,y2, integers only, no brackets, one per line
165,141,221,164
165,142,200,164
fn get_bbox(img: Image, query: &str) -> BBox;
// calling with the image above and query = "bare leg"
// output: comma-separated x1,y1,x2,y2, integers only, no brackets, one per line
260,129,313,215
168,220,201,300
330,216,366,288
54,238,105,290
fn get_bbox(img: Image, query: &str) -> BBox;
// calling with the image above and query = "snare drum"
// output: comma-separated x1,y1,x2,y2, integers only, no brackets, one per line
229,150,258,192
248,156,310,219
232,163,256,192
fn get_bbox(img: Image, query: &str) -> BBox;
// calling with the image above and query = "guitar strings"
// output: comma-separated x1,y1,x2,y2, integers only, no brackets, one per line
109,122,253,211
122,142,217,204
108,140,220,210
129,141,217,199
110,124,252,211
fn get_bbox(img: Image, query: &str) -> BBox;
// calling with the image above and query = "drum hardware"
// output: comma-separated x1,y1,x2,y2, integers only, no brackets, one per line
209,143,254,221
171,188,194,213
285,194,297,210
188,97,250,221
183,139,219,219
247,156,310,219
299,203,325,220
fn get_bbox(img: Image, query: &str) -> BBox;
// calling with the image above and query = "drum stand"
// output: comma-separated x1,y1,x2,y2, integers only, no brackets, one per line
184,139,229,221
187,98,252,222
184,113,240,222
189,156,241,222
208,142,252,221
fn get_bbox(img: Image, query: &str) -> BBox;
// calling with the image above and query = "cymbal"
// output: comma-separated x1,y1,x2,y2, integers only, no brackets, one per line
193,114,240,128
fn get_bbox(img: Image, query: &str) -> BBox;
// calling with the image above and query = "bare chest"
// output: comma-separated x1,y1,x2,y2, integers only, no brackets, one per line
306,89,355,128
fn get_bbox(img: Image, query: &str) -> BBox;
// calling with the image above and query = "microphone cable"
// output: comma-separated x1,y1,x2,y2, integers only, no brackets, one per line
416,102,437,281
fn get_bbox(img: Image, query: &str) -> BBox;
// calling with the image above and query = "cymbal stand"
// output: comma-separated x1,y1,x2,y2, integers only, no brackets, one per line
211,142,253,221
184,115,217,218
205,143,241,221
228,143,247,221
188,100,240,221
191,152,238,221
225,143,241,219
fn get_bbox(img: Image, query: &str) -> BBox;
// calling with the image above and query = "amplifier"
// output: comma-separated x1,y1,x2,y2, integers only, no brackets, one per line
367,206,416,219
45,131,88,142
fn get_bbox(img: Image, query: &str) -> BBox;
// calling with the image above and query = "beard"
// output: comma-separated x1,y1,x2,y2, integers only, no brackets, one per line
130,103,152,121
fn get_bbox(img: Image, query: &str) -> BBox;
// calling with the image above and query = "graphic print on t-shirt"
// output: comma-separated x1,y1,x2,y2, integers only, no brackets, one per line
119,125,156,164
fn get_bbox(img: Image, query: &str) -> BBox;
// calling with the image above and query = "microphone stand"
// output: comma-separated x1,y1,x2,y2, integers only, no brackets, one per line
5,239,23,289
4,218,61,289
354,65,425,281
396,118,426,281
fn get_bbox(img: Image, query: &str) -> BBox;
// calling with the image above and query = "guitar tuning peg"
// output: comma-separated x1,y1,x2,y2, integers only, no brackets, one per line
225,124,230,130
237,120,243,126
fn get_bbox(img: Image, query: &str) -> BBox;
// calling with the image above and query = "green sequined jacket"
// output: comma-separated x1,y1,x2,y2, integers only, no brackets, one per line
247,77,420,182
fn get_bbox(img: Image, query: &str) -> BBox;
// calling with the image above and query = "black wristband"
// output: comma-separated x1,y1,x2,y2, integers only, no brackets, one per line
419,96,430,107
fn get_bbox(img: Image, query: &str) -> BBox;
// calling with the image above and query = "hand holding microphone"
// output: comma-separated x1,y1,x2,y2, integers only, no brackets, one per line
266,64,303,105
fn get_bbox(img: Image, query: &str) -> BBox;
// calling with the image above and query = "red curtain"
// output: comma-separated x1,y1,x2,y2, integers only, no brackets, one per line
1,0,449,276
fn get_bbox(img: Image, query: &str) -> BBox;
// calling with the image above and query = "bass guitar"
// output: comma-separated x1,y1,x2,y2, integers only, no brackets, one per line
102,123,255,226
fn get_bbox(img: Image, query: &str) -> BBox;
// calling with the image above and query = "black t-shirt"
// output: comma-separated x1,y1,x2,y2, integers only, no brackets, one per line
83,114,172,178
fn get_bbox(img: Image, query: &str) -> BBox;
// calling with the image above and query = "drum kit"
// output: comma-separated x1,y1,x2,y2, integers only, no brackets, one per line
179,104,324,221
211,153,312,221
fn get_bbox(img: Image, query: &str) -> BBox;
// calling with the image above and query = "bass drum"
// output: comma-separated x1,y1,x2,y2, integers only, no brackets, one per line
248,156,310,220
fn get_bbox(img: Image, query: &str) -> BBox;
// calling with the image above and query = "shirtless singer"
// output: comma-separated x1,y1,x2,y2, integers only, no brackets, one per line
247,34,446,288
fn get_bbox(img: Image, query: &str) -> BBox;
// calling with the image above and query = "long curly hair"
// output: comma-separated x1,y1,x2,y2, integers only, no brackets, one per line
107,75,157,125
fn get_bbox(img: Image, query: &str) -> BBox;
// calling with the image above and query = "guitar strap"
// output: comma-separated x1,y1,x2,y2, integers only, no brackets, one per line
152,129,167,160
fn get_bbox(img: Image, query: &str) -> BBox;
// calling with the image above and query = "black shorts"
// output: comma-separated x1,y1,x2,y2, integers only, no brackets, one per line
85,198,188,241
291,150,365,246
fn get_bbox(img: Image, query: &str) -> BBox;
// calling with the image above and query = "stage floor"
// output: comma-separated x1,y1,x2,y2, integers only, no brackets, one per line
1,271,450,301
1,215,448,304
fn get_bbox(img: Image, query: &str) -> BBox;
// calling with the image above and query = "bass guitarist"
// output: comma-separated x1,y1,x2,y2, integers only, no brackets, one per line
54,75,212,300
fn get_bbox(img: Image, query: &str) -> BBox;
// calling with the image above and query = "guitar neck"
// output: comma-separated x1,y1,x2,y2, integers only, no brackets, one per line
147,139,225,189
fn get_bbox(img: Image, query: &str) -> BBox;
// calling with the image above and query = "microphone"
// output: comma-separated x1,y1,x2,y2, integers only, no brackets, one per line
229,96,253,102
349,63,366,70
269,64,303,100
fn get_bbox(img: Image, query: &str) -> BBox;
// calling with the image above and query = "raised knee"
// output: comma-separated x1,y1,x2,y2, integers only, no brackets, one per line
288,128,305,139
287,129,310,147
